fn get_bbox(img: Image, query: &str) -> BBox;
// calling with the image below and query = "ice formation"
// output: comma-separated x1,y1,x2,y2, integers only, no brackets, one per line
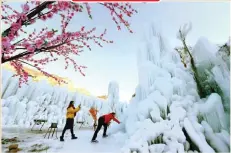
1,70,126,129
1,22,230,153
109,23,230,153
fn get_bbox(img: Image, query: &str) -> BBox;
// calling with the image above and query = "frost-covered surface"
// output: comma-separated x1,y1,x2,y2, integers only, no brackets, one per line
192,37,230,115
109,24,230,153
2,128,122,153
1,70,127,129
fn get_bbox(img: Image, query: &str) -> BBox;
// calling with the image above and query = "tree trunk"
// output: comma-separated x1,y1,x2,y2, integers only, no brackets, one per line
182,39,206,98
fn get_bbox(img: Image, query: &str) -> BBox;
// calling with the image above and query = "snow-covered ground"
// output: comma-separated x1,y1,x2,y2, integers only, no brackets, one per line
57,130,123,153
2,127,123,153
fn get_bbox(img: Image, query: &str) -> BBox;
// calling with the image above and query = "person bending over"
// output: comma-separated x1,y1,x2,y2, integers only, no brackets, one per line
91,112,120,143
60,101,81,141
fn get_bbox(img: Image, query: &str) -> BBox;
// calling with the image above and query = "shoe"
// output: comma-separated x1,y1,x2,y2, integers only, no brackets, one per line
60,136,64,142
91,140,98,143
72,136,78,139
103,135,108,138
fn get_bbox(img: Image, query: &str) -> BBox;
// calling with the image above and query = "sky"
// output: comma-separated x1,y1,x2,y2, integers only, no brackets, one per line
3,2,230,101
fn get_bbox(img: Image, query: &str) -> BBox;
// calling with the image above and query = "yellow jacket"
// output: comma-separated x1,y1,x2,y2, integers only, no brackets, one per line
66,106,80,119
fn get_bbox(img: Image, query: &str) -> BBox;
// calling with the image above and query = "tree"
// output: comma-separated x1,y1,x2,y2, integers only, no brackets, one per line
174,46,192,68
176,23,206,98
1,1,137,86
176,23,225,100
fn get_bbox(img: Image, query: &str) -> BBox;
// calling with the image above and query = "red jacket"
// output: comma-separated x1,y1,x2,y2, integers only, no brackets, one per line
103,113,120,124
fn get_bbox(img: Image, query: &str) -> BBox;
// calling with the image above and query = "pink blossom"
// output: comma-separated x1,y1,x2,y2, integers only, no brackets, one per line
40,15,47,21
35,1,40,6
81,26,85,31
11,22,22,31
20,13,28,21
2,37,11,49
57,35,62,40
22,41,30,48
27,45,35,52
47,4,53,9
52,7,58,13
11,45,15,50
63,2,69,8
58,2,69,10
8,33,15,41
47,13,53,18
74,32,81,37
47,31,54,38
30,19,35,24
35,39,43,48
57,2,64,10
21,4,30,12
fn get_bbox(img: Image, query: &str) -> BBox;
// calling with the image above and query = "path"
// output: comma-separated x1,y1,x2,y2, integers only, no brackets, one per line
2,127,123,153
56,129,123,153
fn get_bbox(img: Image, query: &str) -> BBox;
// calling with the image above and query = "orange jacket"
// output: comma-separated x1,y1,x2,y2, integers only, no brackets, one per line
89,108,98,121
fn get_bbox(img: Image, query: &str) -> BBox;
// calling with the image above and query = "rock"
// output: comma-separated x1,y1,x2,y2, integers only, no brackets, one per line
9,148,19,153
8,144,18,150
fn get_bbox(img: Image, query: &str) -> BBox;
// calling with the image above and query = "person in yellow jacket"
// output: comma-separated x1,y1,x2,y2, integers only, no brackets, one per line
60,101,81,142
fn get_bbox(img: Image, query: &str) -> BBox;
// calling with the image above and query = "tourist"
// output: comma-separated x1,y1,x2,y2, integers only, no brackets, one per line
89,106,98,130
91,112,120,143
60,101,81,141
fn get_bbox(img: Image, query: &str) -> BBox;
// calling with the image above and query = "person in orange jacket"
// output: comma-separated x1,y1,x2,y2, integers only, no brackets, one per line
60,101,81,142
89,107,98,130
91,112,120,143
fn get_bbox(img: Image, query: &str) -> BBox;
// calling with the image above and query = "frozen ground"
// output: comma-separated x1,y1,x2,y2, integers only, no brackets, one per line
2,127,123,153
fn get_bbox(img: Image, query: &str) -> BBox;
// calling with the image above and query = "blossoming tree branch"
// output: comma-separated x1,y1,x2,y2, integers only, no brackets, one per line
1,1,137,86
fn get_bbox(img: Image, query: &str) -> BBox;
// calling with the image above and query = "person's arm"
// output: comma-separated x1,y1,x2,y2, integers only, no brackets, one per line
74,106,80,113
67,106,80,114
112,117,120,124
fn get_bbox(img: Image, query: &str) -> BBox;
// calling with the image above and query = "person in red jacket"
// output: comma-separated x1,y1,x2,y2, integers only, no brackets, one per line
91,112,120,143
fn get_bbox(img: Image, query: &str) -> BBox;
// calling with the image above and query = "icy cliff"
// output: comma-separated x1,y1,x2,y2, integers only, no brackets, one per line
110,23,230,153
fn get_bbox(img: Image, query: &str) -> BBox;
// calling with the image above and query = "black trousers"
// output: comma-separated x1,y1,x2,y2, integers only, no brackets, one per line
92,116,107,140
61,118,75,137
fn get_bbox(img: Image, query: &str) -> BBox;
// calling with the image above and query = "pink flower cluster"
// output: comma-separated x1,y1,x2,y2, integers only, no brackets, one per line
1,1,137,86
21,3,30,13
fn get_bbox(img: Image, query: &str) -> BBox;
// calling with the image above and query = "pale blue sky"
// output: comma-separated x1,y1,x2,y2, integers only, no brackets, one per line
3,2,230,101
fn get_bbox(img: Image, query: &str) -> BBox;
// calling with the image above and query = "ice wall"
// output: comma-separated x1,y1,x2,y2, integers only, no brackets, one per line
1,70,125,129
192,37,230,113
110,23,230,153
107,81,120,112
